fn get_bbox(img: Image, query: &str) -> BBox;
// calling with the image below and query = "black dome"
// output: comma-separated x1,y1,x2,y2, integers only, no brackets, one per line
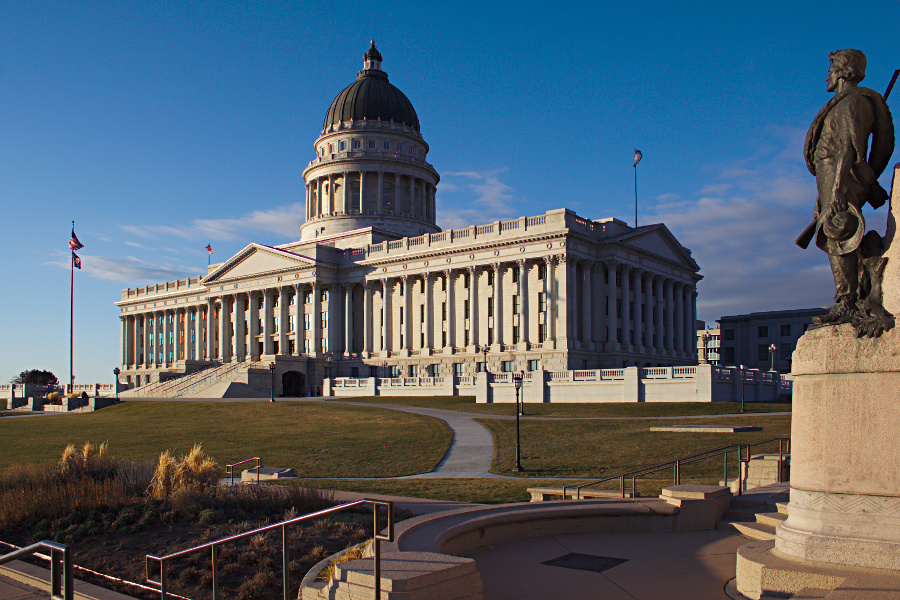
323,50,420,132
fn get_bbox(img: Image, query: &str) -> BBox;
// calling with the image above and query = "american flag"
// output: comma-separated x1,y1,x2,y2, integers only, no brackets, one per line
69,227,84,251
72,253,81,269
205,244,213,255
633,149,643,167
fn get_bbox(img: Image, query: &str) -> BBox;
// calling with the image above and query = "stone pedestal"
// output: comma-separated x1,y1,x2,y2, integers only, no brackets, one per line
773,324,900,570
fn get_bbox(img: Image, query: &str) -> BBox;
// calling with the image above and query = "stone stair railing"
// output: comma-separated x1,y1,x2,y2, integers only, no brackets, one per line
121,362,221,397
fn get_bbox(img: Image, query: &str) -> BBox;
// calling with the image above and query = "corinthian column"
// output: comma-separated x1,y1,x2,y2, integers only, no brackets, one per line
382,279,393,352
580,260,592,350
362,281,372,355
444,270,455,350
492,263,503,348
403,277,412,352
621,265,632,349
293,284,304,356
518,259,530,347
468,267,478,349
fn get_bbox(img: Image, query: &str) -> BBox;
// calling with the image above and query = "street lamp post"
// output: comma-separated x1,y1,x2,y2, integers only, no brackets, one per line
382,360,388,380
112,367,120,401
701,330,711,364
269,362,276,402
769,344,777,372
513,371,524,472
739,364,745,413
480,344,489,375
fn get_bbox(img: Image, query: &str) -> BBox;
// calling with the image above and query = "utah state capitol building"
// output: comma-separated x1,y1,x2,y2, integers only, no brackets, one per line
115,42,702,397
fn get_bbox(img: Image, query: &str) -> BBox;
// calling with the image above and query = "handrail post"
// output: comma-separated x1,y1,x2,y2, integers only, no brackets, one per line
160,558,167,600
257,457,260,484
620,474,625,498
63,545,73,600
373,503,381,600
211,545,218,600
282,525,289,600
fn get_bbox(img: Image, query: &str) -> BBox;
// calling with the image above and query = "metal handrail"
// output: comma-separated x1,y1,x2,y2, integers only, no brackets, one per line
146,499,393,600
563,437,789,500
226,457,261,485
0,541,73,600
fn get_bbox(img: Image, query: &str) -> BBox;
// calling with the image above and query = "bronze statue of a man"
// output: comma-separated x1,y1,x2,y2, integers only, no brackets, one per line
798,49,895,336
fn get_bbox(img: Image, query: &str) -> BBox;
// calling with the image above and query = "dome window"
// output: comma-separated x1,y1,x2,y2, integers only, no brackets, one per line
339,141,347,151
368,140,376,149
383,141,390,150
328,143,334,154
352,140,360,149
397,143,403,153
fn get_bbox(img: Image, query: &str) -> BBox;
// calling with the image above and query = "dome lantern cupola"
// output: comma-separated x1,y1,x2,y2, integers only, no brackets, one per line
301,43,440,241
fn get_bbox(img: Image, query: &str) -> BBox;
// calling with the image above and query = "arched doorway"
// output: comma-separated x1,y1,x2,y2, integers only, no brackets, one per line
282,371,305,397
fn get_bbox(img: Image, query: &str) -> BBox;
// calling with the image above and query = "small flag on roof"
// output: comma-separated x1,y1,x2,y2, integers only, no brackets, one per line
205,244,213,255
69,227,84,251
72,253,82,269
633,149,642,167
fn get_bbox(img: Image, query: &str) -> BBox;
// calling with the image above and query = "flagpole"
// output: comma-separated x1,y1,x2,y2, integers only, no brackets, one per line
70,220,75,392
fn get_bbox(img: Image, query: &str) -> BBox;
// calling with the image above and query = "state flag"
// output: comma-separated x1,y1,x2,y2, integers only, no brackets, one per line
73,253,82,269
633,150,643,167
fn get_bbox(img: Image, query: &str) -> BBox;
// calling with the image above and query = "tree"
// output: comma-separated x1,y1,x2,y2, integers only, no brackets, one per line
11,370,59,386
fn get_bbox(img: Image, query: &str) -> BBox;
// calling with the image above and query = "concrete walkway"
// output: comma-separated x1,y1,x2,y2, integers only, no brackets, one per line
0,577,43,600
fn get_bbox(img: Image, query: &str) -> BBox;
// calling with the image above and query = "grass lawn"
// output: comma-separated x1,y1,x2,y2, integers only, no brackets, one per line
329,396,791,417
481,414,792,482
0,401,451,477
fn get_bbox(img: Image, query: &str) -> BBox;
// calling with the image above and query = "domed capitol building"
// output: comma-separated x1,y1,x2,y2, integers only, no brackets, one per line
115,43,702,398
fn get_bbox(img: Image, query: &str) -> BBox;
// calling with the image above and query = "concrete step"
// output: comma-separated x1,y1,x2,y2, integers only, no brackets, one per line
755,511,787,528
731,492,788,511
776,501,789,515
717,520,777,540
723,506,765,522
788,588,831,599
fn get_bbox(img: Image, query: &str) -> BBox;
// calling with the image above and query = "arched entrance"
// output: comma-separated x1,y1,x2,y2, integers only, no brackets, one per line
282,371,305,397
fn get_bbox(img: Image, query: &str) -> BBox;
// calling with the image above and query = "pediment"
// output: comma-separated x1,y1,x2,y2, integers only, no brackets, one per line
203,244,313,283
619,225,699,270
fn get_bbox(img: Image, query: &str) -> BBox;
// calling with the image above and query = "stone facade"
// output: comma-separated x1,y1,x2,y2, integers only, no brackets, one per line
114,45,702,396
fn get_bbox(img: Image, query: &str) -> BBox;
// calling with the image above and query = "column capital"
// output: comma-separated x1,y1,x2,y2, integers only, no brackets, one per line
466,265,476,274
492,262,503,273
443,268,453,278
293,282,302,292
557,253,569,264
516,258,527,269
543,255,555,266
604,260,620,271
362,279,371,289
620,263,632,274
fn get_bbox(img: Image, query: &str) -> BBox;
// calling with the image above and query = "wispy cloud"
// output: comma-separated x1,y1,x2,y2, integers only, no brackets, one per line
121,203,307,242
645,126,870,322
46,252,199,283
436,168,520,230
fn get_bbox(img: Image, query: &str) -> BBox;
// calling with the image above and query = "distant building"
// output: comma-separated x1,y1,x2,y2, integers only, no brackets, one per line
715,308,829,373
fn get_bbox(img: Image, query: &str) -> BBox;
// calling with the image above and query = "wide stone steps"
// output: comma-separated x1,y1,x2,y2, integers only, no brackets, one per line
717,486,788,542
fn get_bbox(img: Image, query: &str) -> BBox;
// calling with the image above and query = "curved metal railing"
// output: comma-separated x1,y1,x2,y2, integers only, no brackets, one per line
146,499,394,600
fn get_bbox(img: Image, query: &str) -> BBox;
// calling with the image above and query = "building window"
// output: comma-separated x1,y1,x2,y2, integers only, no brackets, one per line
409,364,418,377
328,143,334,153
538,263,546,280
383,141,390,150
321,313,328,329
397,143,403,153
617,328,622,343
430,364,440,377
528,359,540,372
464,330,470,346
420,305,425,322
488,270,494,286
400,307,404,324
368,140,375,149
780,343,792,361
513,326,520,344
758,325,769,338
464,272,470,288
538,292,546,312
487,328,494,345
442,276,447,291
501,361,513,372
351,366,359,378
320,289,329,302
352,139,360,149
721,347,734,363
512,268,519,283
758,344,769,361
488,297,494,317
321,338,328,353
780,324,791,337
723,329,734,341
304,314,311,330
442,302,447,321
453,363,463,376
617,298,622,314
339,141,346,151
464,299,470,319
538,323,547,343
442,331,447,347
512,295,520,315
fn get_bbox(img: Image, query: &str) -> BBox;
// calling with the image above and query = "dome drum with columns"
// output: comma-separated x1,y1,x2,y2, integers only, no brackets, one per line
114,43,702,398
300,42,440,241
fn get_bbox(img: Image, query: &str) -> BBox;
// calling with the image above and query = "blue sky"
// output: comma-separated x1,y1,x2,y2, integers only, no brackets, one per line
2,1,899,384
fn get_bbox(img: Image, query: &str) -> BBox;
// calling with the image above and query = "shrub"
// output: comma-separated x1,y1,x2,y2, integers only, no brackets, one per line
236,570,276,600
148,445,223,501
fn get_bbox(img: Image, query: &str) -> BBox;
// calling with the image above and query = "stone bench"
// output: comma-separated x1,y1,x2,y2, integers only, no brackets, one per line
527,486,636,501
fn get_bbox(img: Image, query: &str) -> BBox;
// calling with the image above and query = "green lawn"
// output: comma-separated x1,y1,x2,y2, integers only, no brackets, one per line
0,401,452,477
330,396,791,418
481,414,792,480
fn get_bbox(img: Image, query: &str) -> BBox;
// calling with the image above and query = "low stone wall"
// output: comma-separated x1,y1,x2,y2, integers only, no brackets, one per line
327,364,790,403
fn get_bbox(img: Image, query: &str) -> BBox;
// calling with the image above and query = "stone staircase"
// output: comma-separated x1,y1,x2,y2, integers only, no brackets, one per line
121,361,269,398
716,488,789,541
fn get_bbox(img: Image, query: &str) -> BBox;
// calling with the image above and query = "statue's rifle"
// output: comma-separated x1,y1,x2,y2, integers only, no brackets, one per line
796,68,900,250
